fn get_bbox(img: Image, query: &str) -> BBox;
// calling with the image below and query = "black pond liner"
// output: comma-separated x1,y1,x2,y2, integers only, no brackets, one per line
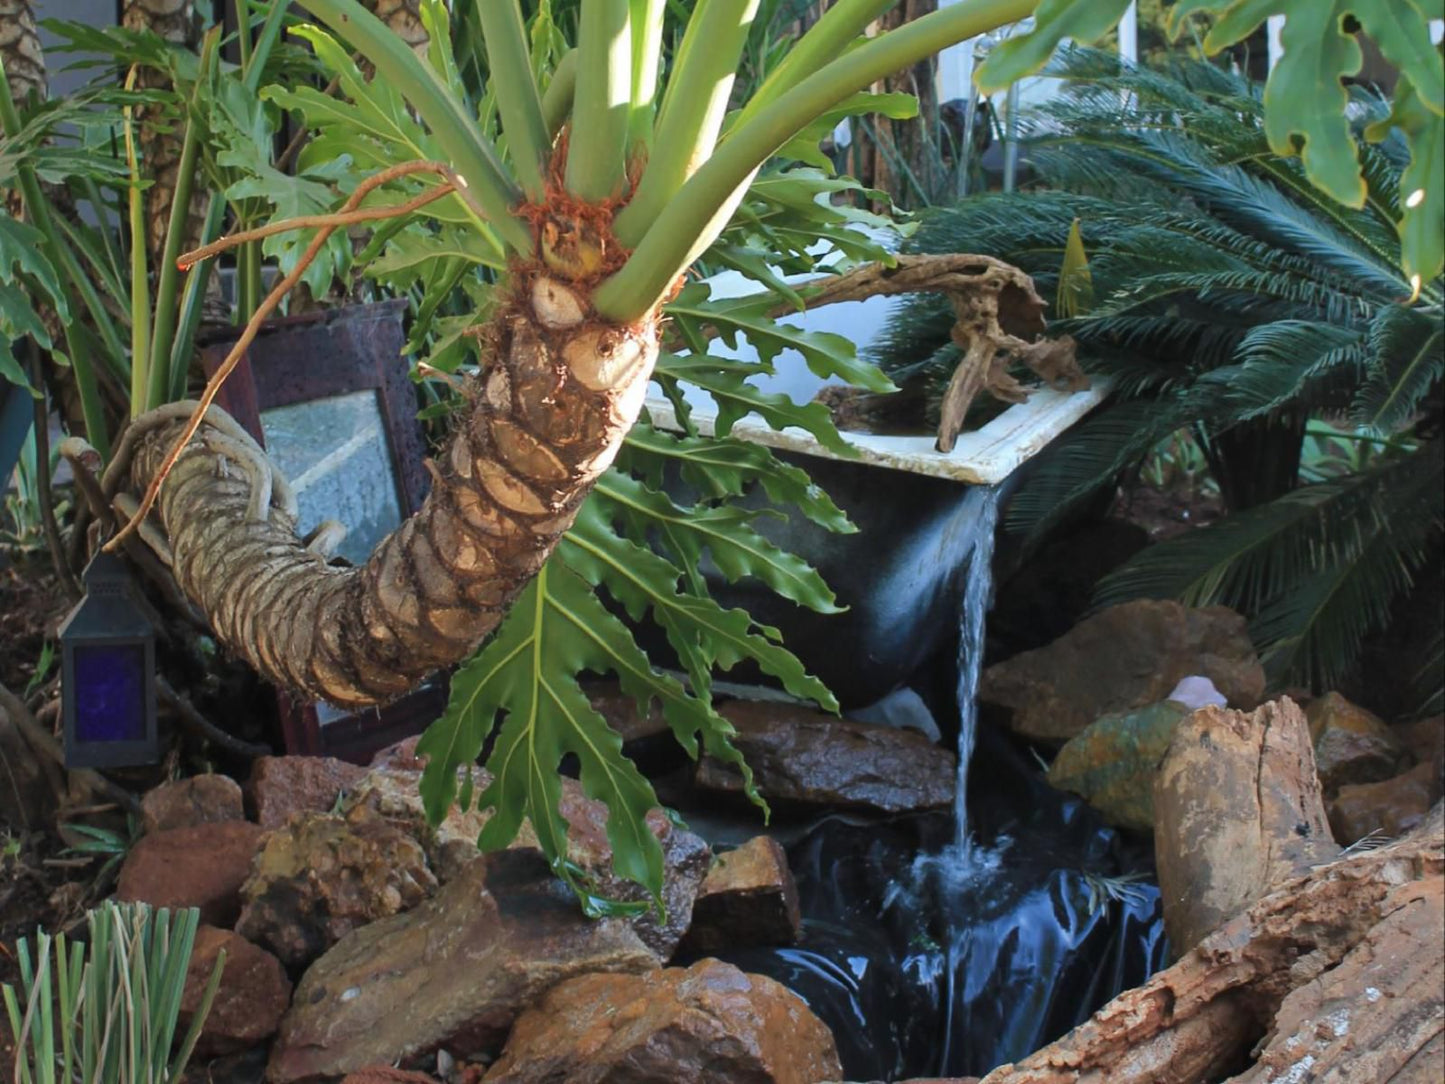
680,726,1169,1081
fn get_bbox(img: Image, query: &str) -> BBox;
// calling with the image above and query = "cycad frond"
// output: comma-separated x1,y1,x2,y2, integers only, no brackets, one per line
1354,304,1445,434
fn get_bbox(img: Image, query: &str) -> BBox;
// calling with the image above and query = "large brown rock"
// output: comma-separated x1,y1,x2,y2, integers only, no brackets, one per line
266,851,659,1083
1307,692,1411,795
1045,701,1191,833
116,821,265,928
1153,698,1340,954
140,774,245,834
236,810,436,968
1328,761,1441,845
179,925,292,1056
980,600,1265,745
346,765,711,958
248,756,369,831
679,836,802,956
696,701,955,813
482,958,843,1084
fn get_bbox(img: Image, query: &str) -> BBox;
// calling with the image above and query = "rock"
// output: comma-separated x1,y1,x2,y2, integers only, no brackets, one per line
1153,697,1339,954
267,851,659,1083
482,958,843,1084
1306,692,1411,795
339,1071,440,1084
1391,714,1442,775
696,701,955,813
1045,701,1191,834
980,600,1266,745
236,810,436,969
679,836,802,956
179,926,291,1056
248,755,368,831
346,765,711,958
116,821,265,928
585,681,670,744
1328,761,1441,845
368,735,427,771
140,774,245,834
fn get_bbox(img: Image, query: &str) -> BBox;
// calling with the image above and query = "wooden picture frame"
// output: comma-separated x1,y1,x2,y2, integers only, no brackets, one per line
199,299,447,762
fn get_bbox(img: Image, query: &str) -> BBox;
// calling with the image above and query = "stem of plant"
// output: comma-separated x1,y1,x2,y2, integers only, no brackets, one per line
614,0,762,246
565,0,632,200
296,0,532,253
476,0,550,200
596,0,1038,320
148,28,219,413
542,49,578,138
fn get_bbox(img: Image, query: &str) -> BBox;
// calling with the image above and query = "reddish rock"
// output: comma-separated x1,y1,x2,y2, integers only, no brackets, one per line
680,836,801,956
697,701,955,813
267,851,659,1083
368,735,427,772
347,765,711,958
179,925,291,1056
482,959,842,1084
1307,692,1410,795
236,810,436,968
140,774,244,834
340,1071,440,1084
980,600,1266,745
585,681,670,744
116,821,264,928
248,755,368,831
1392,714,1443,775
1328,761,1441,845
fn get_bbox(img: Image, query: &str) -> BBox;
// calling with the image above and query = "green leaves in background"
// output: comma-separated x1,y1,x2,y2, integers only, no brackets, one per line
980,0,1445,285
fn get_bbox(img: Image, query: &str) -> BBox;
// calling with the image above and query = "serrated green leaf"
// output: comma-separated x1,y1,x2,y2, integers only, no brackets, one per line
417,564,667,905
620,421,855,534
565,494,837,712
974,0,1135,93
0,218,67,322
660,358,856,456
667,280,895,392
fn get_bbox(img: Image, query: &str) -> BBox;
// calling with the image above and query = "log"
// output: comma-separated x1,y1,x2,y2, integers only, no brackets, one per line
1154,697,1341,953
977,801,1444,1082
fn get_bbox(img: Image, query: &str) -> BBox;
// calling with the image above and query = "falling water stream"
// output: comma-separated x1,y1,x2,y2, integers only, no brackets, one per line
699,483,1167,1080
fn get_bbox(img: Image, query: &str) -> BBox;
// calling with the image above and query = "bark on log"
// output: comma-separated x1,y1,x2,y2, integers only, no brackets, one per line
1154,697,1341,953
977,806,1444,1083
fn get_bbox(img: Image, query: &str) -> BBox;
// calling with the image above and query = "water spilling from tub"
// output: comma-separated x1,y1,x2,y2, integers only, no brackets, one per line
691,484,1167,1081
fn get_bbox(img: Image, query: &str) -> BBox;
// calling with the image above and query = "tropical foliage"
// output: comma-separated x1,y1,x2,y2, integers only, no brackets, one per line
874,52,1442,705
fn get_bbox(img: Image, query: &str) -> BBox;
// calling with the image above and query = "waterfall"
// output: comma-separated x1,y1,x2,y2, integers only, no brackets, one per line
951,484,1001,858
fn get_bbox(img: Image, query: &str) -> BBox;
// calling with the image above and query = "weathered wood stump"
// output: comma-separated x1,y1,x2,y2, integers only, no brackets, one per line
979,697,1444,1083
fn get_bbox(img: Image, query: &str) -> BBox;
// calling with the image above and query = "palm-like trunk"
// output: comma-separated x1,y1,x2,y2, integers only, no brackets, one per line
0,0,44,109
361,0,429,56
122,0,205,272
132,264,659,707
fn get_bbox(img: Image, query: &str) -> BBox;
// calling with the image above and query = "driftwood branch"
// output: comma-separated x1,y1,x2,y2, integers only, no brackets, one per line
770,254,1089,451
156,675,270,760
0,682,141,816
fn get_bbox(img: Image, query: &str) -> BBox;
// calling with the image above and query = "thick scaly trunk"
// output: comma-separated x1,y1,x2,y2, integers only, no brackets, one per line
122,0,204,271
132,264,659,707
360,0,429,56
0,0,45,111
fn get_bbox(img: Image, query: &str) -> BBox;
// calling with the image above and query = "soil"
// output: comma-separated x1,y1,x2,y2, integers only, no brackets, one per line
0,558,70,696
1111,481,1223,541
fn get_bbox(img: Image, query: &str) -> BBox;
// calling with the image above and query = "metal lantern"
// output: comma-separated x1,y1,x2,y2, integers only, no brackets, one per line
58,551,159,769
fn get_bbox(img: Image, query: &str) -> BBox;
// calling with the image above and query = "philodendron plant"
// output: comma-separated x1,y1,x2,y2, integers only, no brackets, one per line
81,0,1442,906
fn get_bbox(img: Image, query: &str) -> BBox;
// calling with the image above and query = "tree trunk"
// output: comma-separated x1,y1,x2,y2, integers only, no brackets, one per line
130,271,660,707
122,0,205,273
360,0,429,56
0,0,45,111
